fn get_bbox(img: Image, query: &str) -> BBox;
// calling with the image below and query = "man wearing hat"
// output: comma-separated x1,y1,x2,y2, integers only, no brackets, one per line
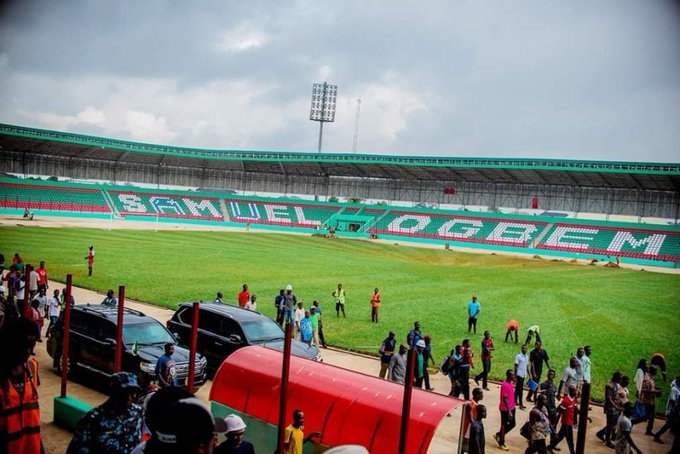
214,414,255,454
414,339,427,388
283,284,297,326
150,397,228,454
68,372,144,453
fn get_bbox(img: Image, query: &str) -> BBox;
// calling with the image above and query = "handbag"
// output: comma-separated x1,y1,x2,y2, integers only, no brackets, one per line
520,421,531,440
633,400,646,420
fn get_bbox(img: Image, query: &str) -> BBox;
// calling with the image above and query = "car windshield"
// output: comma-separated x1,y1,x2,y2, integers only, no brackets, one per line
241,318,284,343
123,322,175,346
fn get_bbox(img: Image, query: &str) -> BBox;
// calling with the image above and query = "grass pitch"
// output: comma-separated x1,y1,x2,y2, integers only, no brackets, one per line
2,226,679,408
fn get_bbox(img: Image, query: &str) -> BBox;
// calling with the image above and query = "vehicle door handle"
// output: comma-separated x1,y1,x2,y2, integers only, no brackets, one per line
214,341,222,346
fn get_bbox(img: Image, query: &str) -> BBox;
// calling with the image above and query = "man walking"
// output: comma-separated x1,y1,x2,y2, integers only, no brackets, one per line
378,331,396,379
540,369,558,430
36,261,48,293
582,345,592,386
632,364,661,434
495,369,516,451
407,321,423,349
467,296,480,334
155,343,177,388
527,341,552,402
526,394,551,454
459,338,474,400
468,405,487,454
653,374,679,445
474,330,494,391
332,283,346,318
557,357,579,399
550,385,578,454
596,371,622,448
388,344,408,384
514,344,529,409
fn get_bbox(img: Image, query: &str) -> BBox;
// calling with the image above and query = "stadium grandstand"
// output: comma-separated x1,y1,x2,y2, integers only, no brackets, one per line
1,123,679,268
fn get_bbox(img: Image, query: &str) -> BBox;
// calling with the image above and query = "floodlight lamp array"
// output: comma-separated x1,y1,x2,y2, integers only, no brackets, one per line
309,83,337,122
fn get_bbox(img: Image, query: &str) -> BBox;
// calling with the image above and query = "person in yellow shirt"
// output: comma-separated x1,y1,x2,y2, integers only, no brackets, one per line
284,409,321,454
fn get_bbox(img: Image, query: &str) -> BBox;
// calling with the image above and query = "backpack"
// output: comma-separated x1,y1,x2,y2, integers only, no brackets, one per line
440,355,452,374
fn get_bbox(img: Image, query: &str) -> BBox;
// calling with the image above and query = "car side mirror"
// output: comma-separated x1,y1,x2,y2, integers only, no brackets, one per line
104,338,116,346
228,334,242,344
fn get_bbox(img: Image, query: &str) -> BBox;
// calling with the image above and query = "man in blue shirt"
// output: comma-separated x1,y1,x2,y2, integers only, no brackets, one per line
299,311,313,346
156,343,177,388
468,296,481,334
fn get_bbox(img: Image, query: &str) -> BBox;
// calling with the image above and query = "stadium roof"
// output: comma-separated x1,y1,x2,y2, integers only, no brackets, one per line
1,123,679,190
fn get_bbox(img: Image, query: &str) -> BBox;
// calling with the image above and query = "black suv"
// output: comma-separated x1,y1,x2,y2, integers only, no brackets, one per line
47,305,207,389
167,303,322,374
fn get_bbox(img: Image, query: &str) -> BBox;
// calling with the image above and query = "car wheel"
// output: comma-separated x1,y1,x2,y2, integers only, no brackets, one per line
55,354,71,376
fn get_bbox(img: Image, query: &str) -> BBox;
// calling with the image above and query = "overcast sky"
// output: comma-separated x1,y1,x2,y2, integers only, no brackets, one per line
1,1,679,162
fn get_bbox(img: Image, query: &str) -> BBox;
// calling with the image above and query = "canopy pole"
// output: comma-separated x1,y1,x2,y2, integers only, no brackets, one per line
398,348,416,454
187,301,199,393
575,382,591,454
114,285,125,372
60,274,73,398
277,322,293,453
457,403,469,454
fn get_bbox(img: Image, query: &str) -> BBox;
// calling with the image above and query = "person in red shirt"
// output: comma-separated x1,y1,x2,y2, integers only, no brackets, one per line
237,284,249,308
505,320,519,343
370,288,381,323
85,246,95,277
36,261,48,293
550,385,578,454
474,330,494,391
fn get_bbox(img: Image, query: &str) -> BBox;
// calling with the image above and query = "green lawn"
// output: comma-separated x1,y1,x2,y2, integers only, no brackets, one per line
3,226,679,409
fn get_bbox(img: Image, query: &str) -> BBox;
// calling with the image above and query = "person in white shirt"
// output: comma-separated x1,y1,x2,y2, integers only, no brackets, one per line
633,358,647,400
46,289,61,338
558,357,580,399
515,344,529,409
582,345,592,384
294,302,305,334
245,295,257,311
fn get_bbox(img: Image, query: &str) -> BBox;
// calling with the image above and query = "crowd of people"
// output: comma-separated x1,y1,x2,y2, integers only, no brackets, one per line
372,300,678,454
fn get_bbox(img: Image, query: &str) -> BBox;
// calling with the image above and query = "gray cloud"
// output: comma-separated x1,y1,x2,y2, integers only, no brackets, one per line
1,0,679,161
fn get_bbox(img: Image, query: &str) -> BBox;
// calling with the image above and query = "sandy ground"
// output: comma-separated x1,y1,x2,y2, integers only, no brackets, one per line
32,281,671,454
2,214,672,452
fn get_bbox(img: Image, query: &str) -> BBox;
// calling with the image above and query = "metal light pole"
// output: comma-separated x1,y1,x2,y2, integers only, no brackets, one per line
309,82,338,153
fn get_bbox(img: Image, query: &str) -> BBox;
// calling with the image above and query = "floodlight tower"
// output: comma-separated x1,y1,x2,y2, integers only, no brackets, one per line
309,82,338,153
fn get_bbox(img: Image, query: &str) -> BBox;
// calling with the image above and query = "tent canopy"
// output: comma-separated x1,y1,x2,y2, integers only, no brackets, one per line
209,346,465,453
